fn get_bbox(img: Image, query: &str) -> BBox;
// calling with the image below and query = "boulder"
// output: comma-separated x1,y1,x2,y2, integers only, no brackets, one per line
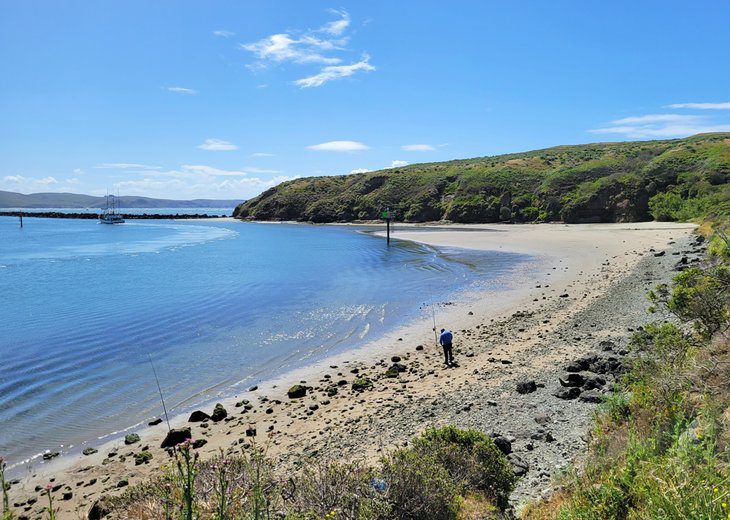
352,378,373,392
553,387,581,400
124,434,140,445
508,453,529,477
82,448,98,456
211,403,228,422
160,427,191,449
148,418,163,426
492,435,512,455
188,410,211,423
88,496,113,520
391,356,402,363
559,373,585,387
516,380,537,394
582,375,606,390
579,390,603,403
287,385,307,399
192,439,207,449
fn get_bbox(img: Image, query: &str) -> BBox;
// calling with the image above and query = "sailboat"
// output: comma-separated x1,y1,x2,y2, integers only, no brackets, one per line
99,193,125,224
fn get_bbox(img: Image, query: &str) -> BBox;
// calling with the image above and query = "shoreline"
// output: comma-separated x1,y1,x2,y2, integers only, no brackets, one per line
5,222,697,518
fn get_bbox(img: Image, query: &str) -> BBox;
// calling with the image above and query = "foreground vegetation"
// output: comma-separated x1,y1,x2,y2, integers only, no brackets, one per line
235,133,730,224
0,427,515,519
523,221,730,519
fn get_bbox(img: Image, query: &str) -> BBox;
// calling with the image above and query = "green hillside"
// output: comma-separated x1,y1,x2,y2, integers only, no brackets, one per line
0,191,241,209
235,133,730,223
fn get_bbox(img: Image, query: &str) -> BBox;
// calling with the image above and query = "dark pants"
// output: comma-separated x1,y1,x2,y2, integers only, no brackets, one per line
442,342,454,365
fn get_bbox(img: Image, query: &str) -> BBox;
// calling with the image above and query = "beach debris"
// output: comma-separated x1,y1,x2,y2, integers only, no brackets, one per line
124,433,140,445
160,427,191,449
287,385,307,399
188,410,211,422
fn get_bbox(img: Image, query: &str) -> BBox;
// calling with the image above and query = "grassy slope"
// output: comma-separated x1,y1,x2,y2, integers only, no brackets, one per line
0,191,241,209
235,133,730,224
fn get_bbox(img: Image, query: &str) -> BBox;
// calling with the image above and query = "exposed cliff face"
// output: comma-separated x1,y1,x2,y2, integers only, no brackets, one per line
234,134,730,224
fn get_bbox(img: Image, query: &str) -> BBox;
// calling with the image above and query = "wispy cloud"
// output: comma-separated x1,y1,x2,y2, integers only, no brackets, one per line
306,140,369,152
116,174,298,200
240,9,373,88
667,102,730,110
95,163,162,170
320,8,351,36
213,30,235,38
294,55,374,88
251,152,275,157
0,174,84,194
197,139,238,151
166,86,197,95
349,168,371,174
590,113,730,138
389,160,409,168
402,144,435,151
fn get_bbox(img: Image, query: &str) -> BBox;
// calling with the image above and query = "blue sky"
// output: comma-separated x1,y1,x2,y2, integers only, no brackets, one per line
1,0,729,200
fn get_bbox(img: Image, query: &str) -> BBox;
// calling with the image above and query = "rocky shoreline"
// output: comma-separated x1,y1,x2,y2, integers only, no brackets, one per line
4,223,699,519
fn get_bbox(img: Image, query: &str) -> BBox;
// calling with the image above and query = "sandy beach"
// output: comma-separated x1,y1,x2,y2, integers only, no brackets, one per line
5,222,700,518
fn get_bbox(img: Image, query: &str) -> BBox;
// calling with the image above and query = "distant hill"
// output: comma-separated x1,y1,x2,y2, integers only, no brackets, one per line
0,191,241,209
235,133,730,224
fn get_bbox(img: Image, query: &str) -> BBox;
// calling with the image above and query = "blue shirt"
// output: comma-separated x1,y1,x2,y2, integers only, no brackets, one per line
439,330,453,345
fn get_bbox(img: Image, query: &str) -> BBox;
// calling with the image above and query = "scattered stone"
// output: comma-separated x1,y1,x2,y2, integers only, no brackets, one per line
62,491,73,500
579,390,603,403
211,403,228,422
391,356,402,363
516,380,537,394
553,387,581,400
82,448,98,456
352,378,373,392
160,427,191,449
245,426,257,437
43,451,60,461
188,410,211,423
192,439,207,449
559,373,585,387
124,434,140,445
88,496,113,520
148,418,163,426
116,479,128,488
134,451,153,466
492,436,512,455
248,385,258,392
287,385,307,399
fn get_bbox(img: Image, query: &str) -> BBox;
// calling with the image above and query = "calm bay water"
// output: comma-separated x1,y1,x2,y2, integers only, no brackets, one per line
0,216,529,471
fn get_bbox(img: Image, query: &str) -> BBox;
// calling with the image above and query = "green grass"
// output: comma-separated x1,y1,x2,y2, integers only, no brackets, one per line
235,133,730,223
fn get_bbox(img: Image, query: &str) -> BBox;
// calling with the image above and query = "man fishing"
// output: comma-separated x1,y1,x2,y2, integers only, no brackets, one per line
439,328,455,367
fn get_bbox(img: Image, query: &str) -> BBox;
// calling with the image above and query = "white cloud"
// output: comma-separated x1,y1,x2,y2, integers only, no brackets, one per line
0,175,69,193
667,102,730,110
390,160,409,168
95,163,162,170
295,55,374,88
197,139,238,151
251,152,275,157
213,30,235,38
166,86,197,95
590,120,730,139
115,174,298,200
320,8,350,36
609,114,700,125
240,9,373,88
349,168,371,174
241,33,342,67
306,140,369,152
402,144,435,151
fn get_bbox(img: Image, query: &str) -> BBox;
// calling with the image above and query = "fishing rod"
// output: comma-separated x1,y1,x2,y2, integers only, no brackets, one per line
148,353,172,432
431,302,438,344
